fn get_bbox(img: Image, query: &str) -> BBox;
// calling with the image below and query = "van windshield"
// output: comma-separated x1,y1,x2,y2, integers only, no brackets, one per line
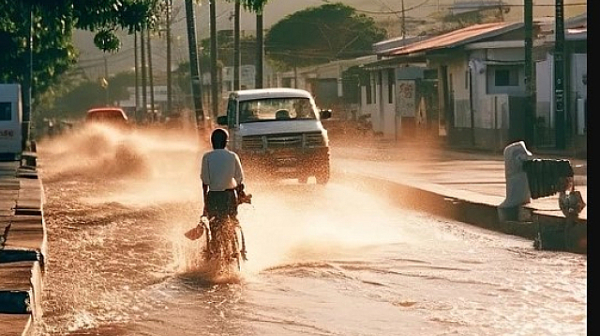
239,97,317,123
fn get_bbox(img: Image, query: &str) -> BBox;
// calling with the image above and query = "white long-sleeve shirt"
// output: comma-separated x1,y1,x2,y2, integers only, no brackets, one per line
200,148,244,191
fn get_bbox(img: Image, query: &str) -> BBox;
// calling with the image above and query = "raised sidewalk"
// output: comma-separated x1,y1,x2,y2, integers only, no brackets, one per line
0,153,45,336
332,140,587,254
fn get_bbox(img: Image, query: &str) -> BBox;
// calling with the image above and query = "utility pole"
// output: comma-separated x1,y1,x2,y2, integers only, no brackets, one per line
234,0,241,91
524,0,535,146
401,0,406,39
166,0,172,115
147,30,156,121
184,0,205,128
255,8,264,89
22,6,33,151
134,30,140,122
104,55,109,105
210,0,219,118
140,28,148,119
554,0,566,149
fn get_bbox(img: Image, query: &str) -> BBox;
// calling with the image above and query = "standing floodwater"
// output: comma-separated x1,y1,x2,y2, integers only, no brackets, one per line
31,124,587,336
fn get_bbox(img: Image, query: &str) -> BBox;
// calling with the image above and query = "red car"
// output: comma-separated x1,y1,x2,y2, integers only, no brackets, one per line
85,107,129,126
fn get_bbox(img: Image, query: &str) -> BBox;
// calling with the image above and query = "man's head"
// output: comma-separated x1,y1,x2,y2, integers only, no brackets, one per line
211,128,229,149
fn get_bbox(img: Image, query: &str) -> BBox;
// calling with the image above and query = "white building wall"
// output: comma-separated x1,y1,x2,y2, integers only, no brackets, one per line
369,72,383,134
536,57,553,127
360,84,379,132
470,56,509,130
535,52,587,137
381,70,397,140
448,59,471,128
570,53,587,135
571,53,587,99
467,48,526,131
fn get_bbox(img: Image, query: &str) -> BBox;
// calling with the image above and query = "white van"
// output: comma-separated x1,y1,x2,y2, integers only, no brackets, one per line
0,84,23,160
216,88,332,184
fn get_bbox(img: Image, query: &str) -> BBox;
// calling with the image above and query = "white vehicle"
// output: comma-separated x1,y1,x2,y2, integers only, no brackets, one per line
0,84,23,160
216,88,332,184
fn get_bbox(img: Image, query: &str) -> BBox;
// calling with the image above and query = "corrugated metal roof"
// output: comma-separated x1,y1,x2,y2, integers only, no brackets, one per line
388,21,522,57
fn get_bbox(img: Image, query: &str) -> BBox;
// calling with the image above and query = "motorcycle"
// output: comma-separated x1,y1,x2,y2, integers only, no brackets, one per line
185,187,252,272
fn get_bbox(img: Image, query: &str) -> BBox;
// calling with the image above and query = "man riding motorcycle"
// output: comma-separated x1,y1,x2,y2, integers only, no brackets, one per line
199,128,250,261
201,128,244,219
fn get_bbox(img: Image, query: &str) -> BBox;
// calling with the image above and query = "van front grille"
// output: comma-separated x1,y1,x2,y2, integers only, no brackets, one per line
242,136,263,150
304,132,326,147
242,132,326,151
267,134,303,149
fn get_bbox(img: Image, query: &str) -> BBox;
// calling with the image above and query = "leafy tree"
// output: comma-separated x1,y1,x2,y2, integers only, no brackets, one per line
39,69,134,121
0,0,164,104
0,0,271,125
106,71,136,102
238,0,268,12
175,56,213,100
200,32,256,67
52,81,108,119
265,3,386,70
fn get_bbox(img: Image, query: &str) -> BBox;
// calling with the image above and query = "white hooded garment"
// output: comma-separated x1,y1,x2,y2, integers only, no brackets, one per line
499,141,533,208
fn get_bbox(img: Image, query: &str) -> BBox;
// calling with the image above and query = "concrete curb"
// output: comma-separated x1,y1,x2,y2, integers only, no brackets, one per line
0,159,45,336
339,171,587,254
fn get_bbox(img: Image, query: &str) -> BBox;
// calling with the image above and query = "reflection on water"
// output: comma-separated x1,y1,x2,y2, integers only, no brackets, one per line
32,124,586,336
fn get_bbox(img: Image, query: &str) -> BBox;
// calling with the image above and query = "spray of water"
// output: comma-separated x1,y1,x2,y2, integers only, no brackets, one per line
38,123,435,286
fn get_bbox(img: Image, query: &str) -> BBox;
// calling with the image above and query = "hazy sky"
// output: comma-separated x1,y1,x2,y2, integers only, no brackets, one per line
74,0,586,79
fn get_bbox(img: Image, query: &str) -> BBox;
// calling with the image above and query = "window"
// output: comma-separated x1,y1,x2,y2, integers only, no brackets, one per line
495,68,519,86
0,102,11,121
239,97,316,123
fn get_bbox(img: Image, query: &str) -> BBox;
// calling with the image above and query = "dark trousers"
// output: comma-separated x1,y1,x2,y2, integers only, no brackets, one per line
206,190,238,223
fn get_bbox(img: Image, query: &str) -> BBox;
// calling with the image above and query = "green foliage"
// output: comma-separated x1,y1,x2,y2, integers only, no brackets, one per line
174,54,212,95
50,81,107,120
0,0,271,122
265,3,386,70
42,69,135,121
107,71,136,101
0,0,163,115
175,61,192,97
200,33,256,67
238,0,269,13
0,1,77,98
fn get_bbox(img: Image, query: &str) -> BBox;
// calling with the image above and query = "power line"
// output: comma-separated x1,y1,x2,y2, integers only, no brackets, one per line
346,1,586,15
355,0,431,15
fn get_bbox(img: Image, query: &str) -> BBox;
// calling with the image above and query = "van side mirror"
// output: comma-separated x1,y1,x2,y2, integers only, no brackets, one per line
216,115,228,125
319,109,332,120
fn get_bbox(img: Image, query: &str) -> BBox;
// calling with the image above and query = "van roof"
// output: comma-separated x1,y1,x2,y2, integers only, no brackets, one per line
231,88,313,101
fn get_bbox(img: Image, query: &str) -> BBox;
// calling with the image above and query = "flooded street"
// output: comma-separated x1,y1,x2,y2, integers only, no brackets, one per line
31,125,586,336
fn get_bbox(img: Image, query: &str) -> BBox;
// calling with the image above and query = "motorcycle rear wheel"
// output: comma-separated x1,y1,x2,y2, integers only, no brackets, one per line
206,216,242,273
